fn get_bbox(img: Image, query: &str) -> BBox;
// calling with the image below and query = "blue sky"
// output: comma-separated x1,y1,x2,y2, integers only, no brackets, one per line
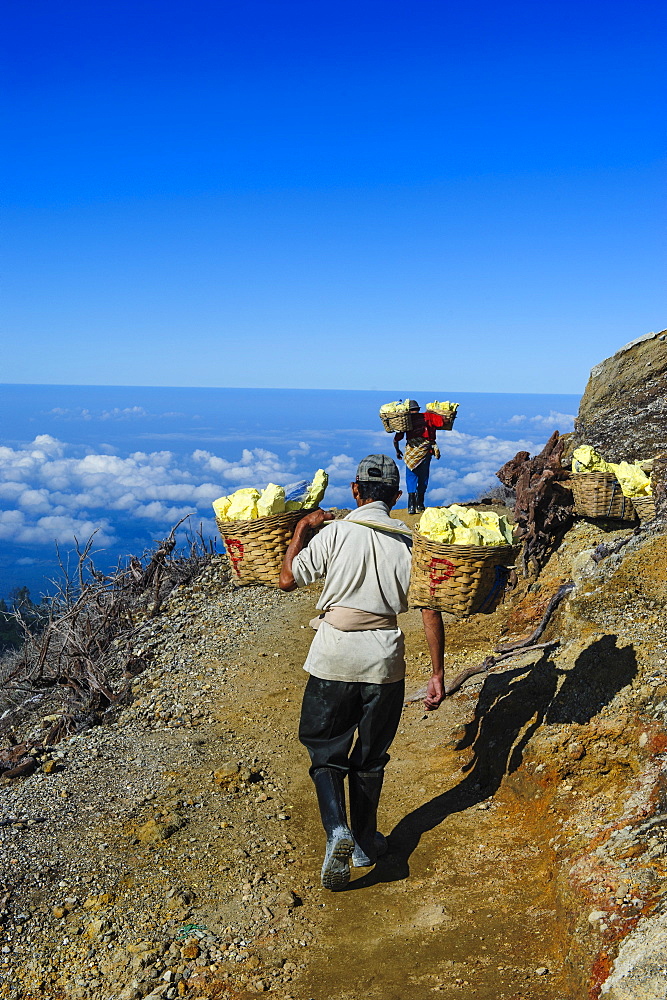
2,0,665,392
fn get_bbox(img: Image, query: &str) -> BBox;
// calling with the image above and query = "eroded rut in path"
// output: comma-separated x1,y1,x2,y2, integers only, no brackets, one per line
226,595,580,1000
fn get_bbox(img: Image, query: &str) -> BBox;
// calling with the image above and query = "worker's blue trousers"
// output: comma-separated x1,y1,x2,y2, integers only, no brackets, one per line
405,456,431,496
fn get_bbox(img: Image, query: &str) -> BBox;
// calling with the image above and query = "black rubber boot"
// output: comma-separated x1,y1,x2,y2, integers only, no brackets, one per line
312,768,354,890
349,770,387,867
408,493,417,515
416,490,426,512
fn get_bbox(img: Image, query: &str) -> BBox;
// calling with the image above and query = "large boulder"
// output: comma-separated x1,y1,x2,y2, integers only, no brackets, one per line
570,329,667,462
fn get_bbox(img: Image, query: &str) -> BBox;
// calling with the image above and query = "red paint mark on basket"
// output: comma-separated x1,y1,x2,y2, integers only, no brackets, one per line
226,539,244,577
429,556,455,596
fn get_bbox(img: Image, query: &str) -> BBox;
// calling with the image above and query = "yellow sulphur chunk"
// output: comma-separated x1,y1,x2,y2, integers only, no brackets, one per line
445,504,471,525
475,526,506,546
212,495,231,520
572,445,614,473
257,483,286,517
498,514,515,544
418,504,513,546
609,461,652,498
453,525,484,545
380,400,410,414
225,488,261,521
426,400,459,414
418,507,455,542
303,469,329,509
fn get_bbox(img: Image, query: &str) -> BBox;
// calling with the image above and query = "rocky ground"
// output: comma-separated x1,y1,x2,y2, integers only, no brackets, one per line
1,509,666,1000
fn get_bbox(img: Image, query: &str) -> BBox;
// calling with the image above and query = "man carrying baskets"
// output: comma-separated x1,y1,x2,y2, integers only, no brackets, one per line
393,399,447,515
279,454,446,890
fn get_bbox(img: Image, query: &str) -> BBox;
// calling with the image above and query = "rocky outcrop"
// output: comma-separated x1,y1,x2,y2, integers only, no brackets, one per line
602,911,667,999
570,329,667,462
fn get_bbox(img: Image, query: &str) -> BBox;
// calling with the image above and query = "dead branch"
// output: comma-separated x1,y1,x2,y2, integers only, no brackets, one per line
0,515,218,743
404,582,574,706
494,582,574,652
404,641,559,704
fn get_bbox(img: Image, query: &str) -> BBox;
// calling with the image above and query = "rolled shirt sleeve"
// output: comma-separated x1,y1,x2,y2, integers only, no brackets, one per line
291,527,333,588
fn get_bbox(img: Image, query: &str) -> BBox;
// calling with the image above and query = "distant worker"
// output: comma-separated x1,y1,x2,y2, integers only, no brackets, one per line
393,399,447,515
279,454,446,890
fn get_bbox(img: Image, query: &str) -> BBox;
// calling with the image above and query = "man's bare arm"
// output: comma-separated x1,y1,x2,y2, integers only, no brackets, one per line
279,509,334,591
421,608,446,710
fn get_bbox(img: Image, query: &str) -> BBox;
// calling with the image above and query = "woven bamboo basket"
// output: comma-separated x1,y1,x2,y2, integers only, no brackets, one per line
631,495,656,521
570,472,637,522
408,529,517,618
427,407,457,430
379,410,413,433
216,510,307,587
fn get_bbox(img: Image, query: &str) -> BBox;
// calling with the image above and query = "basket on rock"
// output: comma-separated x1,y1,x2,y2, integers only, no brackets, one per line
216,510,307,587
408,529,517,618
570,472,637,522
630,495,656,522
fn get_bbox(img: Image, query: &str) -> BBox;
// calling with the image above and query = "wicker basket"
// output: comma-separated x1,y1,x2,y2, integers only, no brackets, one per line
427,407,457,431
408,529,517,618
380,410,413,434
216,510,306,587
631,495,656,521
570,472,637,522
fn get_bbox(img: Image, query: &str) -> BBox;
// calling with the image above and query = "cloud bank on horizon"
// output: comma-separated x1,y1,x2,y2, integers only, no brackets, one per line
0,414,573,565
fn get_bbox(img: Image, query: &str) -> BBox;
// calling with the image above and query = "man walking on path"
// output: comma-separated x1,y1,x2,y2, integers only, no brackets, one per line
393,399,448,514
280,454,446,890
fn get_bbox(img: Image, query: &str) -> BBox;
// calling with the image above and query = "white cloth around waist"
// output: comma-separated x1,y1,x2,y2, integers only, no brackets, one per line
310,606,398,632
302,620,406,685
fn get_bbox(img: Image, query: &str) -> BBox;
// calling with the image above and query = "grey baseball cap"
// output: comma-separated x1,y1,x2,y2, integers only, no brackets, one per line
404,399,420,411
356,454,400,488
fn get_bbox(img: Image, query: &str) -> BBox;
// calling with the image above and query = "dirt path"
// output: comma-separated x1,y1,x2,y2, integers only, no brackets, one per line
4,514,666,999
0,549,587,1000
215,587,577,1000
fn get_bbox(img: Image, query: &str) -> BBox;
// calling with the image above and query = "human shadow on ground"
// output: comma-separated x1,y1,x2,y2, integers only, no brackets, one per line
346,634,637,890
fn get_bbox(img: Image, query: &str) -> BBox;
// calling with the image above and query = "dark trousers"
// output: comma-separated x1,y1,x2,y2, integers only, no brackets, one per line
299,674,405,776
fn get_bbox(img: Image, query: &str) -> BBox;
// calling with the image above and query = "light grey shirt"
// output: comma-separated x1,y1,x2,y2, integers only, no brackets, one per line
291,503,413,684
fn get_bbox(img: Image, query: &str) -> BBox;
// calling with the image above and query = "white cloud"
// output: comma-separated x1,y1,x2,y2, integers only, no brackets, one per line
48,406,153,421
0,425,546,558
436,429,538,461
324,484,354,505
0,509,116,547
17,489,51,513
193,447,297,484
133,501,196,522
325,454,357,480
505,411,575,432
288,441,311,457
0,436,304,552
100,406,148,420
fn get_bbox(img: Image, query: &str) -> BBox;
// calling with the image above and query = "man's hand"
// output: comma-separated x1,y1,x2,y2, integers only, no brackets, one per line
432,444,440,460
298,508,335,531
424,674,446,711
395,448,403,460
280,508,333,591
